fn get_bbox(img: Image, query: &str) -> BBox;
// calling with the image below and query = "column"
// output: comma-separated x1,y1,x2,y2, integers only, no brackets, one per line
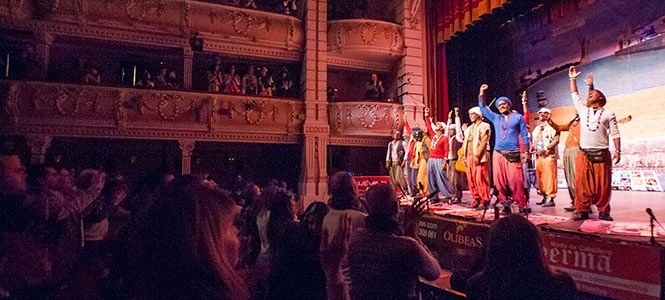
183,48,193,90
25,135,52,164
33,31,54,81
299,0,330,208
178,139,196,175
394,0,427,126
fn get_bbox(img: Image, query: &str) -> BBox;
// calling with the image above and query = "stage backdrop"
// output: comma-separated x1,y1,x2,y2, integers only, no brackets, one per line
526,46,665,192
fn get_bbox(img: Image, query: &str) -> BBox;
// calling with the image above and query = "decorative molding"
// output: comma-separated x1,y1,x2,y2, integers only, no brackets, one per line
329,135,391,147
326,56,395,73
328,101,403,137
0,80,306,143
327,19,404,69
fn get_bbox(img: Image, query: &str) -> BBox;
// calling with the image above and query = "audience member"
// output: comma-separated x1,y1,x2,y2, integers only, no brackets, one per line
266,188,326,299
321,171,367,294
348,183,440,300
465,214,576,299
134,176,249,299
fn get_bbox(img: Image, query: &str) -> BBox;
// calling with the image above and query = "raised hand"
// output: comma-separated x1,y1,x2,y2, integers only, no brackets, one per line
569,66,581,79
424,107,430,116
521,91,527,103
400,195,428,239
479,84,489,95
448,110,453,119
585,73,594,86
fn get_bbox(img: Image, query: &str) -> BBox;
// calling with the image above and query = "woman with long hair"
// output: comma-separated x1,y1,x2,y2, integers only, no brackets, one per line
466,214,576,299
138,175,249,299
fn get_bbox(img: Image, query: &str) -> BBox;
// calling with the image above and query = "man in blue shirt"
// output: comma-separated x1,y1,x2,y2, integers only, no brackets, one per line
478,84,530,214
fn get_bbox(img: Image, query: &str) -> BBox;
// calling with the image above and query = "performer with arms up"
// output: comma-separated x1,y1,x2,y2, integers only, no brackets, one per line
568,66,621,221
478,84,530,214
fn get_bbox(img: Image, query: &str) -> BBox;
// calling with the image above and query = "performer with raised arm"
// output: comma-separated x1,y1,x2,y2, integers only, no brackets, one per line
568,66,621,221
424,108,452,201
531,107,560,207
462,106,491,209
478,84,530,214
446,108,465,203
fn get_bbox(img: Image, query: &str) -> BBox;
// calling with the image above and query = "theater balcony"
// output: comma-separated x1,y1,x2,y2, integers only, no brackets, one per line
327,19,404,73
0,0,304,61
328,101,404,146
0,80,305,144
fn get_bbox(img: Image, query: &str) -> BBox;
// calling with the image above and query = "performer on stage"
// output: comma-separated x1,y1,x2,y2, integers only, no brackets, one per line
425,108,452,201
478,84,530,214
385,130,408,196
520,92,539,201
412,127,430,197
531,107,560,207
447,108,465,203
462,106,491,209
557,114,581,212
568,66,621,221
402,116,419,196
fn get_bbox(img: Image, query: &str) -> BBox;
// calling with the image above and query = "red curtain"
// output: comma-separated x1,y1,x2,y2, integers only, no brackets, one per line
435,0,508,43
432,0,507,118
435,44,449,120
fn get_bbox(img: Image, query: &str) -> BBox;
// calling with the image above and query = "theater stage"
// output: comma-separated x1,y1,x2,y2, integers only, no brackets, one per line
523,189,665,223
412,189,665,300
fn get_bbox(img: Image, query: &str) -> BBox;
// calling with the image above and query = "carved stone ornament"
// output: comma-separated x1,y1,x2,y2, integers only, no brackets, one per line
34,86,100,116
178,139,195,157
139,93,192,121
239,99,277,125
120,0,165,22
353,104,390,129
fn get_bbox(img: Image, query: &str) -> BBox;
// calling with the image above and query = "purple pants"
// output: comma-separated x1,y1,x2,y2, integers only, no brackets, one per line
492,151,526,207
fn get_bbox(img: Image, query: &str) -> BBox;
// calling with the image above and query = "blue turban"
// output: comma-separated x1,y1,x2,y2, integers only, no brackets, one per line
495,96,512,108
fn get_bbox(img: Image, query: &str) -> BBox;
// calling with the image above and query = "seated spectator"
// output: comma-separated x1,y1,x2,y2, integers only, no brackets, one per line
348,183,440,300
465,214,576,300
135,175,249,299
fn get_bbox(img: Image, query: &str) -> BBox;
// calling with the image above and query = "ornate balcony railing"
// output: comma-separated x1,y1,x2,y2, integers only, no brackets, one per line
327,19,404,72
0,0,304,61
0,80,305,143
328,101,404,146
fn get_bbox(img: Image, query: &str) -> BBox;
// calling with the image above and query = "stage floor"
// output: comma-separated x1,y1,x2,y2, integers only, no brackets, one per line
457,188,665,222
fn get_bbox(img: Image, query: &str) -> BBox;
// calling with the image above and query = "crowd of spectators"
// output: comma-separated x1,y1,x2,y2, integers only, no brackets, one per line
0,151,576,299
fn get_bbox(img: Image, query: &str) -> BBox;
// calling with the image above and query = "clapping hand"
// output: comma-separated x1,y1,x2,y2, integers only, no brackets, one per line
400,195,428,239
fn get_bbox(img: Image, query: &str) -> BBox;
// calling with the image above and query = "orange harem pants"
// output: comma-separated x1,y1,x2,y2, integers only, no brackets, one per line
492,151,526,208
574,149,612,213
536,155,558,197
465,155,490,204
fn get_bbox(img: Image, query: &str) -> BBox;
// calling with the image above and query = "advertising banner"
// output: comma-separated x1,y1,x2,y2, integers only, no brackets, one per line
540,234,663,300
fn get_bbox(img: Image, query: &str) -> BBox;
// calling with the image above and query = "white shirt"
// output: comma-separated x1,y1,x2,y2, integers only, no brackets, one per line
532,122,559,157
571,93,620,149
385,140,407,162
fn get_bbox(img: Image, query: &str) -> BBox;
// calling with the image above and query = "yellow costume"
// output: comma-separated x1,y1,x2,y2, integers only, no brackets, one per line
411,136,431,196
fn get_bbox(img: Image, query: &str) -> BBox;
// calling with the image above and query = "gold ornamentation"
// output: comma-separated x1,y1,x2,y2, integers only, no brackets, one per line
360,23,382,44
